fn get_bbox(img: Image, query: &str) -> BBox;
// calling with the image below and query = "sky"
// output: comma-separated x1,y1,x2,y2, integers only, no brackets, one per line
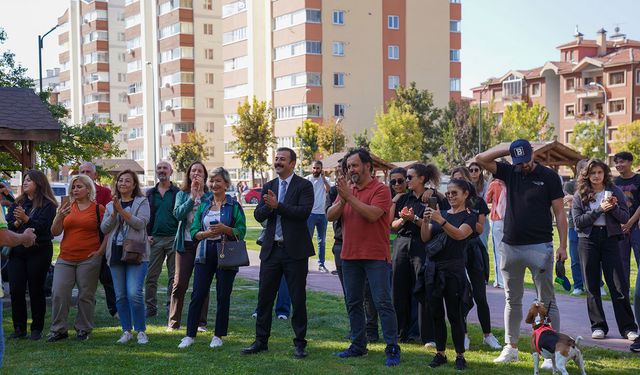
1,0,640,97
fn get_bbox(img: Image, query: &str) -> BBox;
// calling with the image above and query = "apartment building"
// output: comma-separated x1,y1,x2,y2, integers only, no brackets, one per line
472,27,640,157
222,0,461,181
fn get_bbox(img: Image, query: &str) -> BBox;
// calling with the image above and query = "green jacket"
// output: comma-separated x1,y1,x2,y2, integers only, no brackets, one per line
172,190,213,252
190,194,246,241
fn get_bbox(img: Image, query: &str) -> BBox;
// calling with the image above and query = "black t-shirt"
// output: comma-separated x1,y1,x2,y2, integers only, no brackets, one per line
394,192,427,238
110,199,135,266
429,210,476,262
494,162,564,245
326,186,342,242
469,197,490,238
614,174,640,217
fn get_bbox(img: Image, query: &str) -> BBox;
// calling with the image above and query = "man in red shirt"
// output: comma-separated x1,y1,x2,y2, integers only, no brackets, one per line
78,162,117,317
327,148,400,367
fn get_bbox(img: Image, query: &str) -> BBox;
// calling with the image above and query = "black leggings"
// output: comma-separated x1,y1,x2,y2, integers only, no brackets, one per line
431,271,466,353
464,240,491,334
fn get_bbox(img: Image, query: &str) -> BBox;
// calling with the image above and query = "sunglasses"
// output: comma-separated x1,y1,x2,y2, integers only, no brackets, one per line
406,175,415,181
390,178,405,186
445,191,460,197
469,168,481,173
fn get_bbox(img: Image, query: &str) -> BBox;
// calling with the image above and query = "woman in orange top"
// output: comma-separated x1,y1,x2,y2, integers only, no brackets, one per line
48,174,105,342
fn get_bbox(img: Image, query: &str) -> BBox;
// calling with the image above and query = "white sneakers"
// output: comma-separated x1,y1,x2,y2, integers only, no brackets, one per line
424,341,436,349
483,334,502,350
178,336,195,349
210,336,223,348
592,329,606,339
540,358,554,370
277,314,288,320
571,288,584,296
493,345,519,363
626,331,639,341
464,334,470,350
600,287,607,296
137,332,149,344
197,326,208,333
116,331,134,344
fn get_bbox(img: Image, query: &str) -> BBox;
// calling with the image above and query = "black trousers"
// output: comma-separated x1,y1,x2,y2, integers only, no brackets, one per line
99,254,117,316
8,243,53,332
392,236,433,342
255,244,308,347
579,226,637,336
465,239,492,334
431,270,466,354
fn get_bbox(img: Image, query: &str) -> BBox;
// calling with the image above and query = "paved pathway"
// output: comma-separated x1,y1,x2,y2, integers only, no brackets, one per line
239,250,636,352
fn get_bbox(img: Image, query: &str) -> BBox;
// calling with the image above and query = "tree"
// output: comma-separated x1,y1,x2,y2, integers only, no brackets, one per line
388,82,442,160
295,119,319,167
169,131,208,174
570,121,605,160
0,28,34,88
497,102,553,142
232,96,276,183
613,120,640,163
438,100,480,172
370,104,421,162
317,119,346,156
353,129,370,150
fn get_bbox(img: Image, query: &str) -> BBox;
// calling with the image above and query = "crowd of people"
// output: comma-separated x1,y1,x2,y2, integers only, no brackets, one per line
1,139,640,371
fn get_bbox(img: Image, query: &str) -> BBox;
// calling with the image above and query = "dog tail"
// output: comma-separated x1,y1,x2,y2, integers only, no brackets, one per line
575,336,583,347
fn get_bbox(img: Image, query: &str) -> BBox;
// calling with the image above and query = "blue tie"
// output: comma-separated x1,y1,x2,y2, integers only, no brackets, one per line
275,180,287,241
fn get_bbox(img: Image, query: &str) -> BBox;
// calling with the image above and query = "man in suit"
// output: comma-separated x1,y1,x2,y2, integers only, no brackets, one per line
242,147,315,359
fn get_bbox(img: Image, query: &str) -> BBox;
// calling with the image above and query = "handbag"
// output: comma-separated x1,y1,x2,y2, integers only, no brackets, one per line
119,199,147,265
216,235,249,268
425,231,448,258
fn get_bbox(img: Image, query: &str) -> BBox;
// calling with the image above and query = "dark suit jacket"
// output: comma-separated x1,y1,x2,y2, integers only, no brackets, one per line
254,174,315,261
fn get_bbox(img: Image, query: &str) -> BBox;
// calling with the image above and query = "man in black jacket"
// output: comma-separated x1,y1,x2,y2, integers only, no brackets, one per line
242,147,314,359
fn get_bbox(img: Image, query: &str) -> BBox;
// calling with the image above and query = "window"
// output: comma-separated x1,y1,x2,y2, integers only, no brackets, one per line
636,69,640,85
84,72,109,83
332,41,345,56
222,1,246,18
162,97,195,110
531,82,541,96
277,136,296,149
450,78,461,92
223,84,248,99
225,114,239,126
82,31,109,43
83,10,108,23
203,0,212,10
608,71,625,86
163,122,194,134
564,104,575,118
206,98,214,108
503,76,522,97
205,73,214,84
128,82,142,94
118,32,125,41
450,49,460,62
332,10,345,25
334,104,345,117
450,20,460,32
128,128,143,139
565,77,575,92
493,89,502,101
636,97,640,113
224,142,237,154
609,99,625,114
387,15,399,29
130,149,143,161
388,45,399,60
117,73,126,82
204,24,213,35
565,130,573,144
204,49,214,60
84,93,110,104
160,72,194,86
118,114,128,122
223,27,247,44
125,14,141,28
333,73,345,87
206,122,215,132
274,72,321,90
158,22,194,39
129,106,143,117
224,55,248,71
83,52,109,64
450,0,461,3
275,104,322,119
159,47,194,63
126,37,141,50
159,0,193,15
274,40,321,60
273,9,321,30
388,75,400,90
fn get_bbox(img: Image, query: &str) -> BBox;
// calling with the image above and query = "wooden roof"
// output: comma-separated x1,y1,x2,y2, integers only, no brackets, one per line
0,87,60,142
467,141,585,168
321,152,396,172
94,158,144,174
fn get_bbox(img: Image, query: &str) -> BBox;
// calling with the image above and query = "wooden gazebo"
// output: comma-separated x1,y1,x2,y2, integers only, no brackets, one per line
321,151,397,178
0,88,61,171
468,140,585,174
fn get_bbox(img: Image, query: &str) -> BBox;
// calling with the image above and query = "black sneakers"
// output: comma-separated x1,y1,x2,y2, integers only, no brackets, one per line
429,353,448,368
455,356,467,371
631,336,640,352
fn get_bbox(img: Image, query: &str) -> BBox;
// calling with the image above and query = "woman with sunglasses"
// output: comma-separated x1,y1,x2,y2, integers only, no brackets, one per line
450,167,501,351
468,162,490,249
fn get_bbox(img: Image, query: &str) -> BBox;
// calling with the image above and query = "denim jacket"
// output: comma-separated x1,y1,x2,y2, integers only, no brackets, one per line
572,185,629,238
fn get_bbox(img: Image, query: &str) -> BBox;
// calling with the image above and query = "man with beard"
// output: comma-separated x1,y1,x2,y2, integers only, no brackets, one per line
476,139,567,369
306,160,331,273
144,161,179,318
242,147,314,359
327,148,401,367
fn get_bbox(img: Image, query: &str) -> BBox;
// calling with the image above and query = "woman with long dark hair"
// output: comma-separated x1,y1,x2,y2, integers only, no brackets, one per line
168,161,212,331
6,170,57,340
572,159,638,340
420,179,476,371
468,162,490,247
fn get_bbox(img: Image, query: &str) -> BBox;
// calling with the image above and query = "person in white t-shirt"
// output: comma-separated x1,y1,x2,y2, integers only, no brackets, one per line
306,161,331,273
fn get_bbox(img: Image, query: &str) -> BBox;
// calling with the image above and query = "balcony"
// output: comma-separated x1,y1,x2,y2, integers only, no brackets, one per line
575,86,604,99
575,111,604,122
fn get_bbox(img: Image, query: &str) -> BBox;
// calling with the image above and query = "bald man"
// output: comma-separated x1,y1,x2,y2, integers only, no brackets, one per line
144,161,179,318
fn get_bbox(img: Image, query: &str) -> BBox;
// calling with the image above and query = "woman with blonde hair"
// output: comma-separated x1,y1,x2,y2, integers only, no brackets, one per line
48,174,105,342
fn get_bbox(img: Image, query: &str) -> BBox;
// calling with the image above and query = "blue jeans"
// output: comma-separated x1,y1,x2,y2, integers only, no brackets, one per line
569,228,584,290
307,213,328,265
275,276,291,317
110,262,148,333
620,224,640,285
342,259,398,351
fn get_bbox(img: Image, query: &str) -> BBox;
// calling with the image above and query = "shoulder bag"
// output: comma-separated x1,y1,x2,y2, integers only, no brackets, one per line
216,234,249,268
425,231,448,259
121,199,146,265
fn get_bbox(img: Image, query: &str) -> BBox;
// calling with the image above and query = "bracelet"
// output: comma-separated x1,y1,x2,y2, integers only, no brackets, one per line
440,220,448,227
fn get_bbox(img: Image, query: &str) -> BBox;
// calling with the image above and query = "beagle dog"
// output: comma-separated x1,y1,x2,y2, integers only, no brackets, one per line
525,302,586,375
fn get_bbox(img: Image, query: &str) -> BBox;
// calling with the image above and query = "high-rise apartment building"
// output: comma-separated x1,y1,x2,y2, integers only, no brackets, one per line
57,0,460,183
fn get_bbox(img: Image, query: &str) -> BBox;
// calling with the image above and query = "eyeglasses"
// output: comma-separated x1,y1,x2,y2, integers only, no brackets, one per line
390,178,405,186
469,168,481,173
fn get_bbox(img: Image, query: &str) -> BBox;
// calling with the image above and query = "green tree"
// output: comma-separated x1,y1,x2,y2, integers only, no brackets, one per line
498,102,553,142
317,120,346,156
570,121,605,160
353,129,370,150
613,120,640,164
295,119,319,167
232,96,276,183
370,105,421,162
388,82,442,160
169,131,208,174
438,100,480,171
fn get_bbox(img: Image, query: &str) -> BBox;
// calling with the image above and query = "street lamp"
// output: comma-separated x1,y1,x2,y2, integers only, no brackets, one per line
477,83,489,154
589,82,608,157
38,24,60,93
333,116,343,154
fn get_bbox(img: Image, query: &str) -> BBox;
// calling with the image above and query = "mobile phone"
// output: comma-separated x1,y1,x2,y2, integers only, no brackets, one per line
61,196,71,206
209,220,219,226
428,197,438,210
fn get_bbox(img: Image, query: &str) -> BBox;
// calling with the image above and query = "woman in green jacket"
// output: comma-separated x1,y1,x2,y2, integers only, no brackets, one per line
168,161,212,331
178,167,246,349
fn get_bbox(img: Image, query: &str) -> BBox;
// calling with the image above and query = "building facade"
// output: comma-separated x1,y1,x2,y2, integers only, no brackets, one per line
472,27,640,158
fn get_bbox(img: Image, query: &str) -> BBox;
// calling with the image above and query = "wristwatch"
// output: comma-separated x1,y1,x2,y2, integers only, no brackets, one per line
413,215,420,223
